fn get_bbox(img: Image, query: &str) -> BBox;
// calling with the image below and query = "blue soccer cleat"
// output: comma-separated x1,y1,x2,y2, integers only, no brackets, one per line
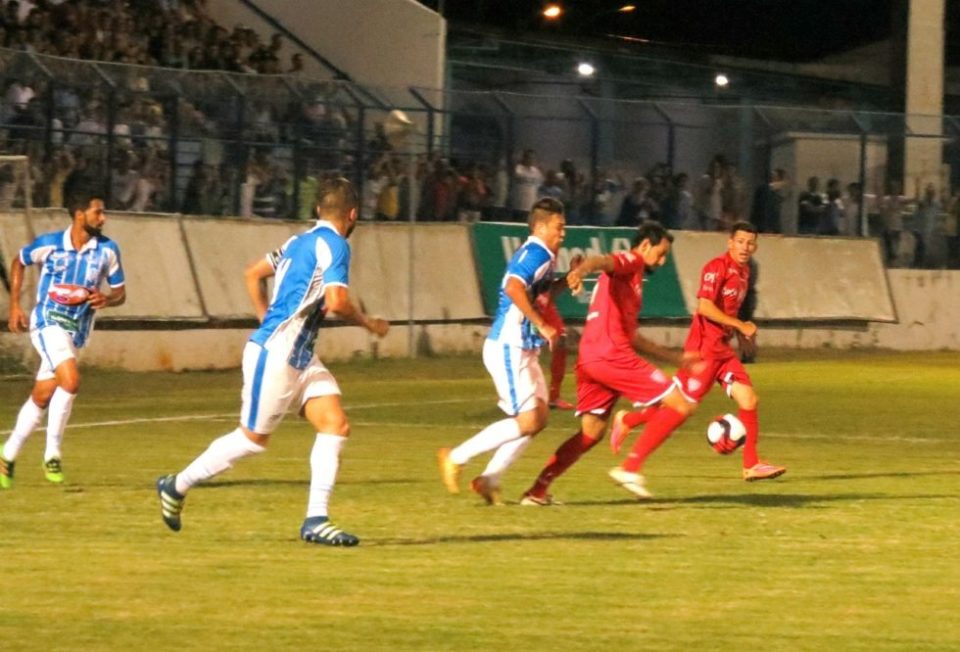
156,474,185,532
300,516,359,547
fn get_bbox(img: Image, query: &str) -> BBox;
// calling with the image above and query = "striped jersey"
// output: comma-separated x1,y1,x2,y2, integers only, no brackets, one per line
487,235,556,350
250,220,349,369
20,228,124,348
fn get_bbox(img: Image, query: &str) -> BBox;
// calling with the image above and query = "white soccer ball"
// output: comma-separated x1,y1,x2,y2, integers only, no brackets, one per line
706,413,747,455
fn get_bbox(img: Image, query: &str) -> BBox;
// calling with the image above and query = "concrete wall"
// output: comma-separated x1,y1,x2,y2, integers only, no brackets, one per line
206,0,446,91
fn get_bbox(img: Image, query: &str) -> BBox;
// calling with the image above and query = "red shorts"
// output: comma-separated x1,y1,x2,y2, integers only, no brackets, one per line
674,356,752,403
575,355,676,416
535,295,566,335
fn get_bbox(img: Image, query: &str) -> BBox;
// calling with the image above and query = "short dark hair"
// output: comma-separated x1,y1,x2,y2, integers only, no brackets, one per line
632,220,673,248
528,196,564,228
66,189,103,218
729,220,758,237
316,177,358,217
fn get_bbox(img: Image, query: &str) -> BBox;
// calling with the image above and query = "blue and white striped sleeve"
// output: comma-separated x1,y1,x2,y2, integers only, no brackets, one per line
505,245,550,287
105,242,125,287
317,235,350,287
19,234,57,266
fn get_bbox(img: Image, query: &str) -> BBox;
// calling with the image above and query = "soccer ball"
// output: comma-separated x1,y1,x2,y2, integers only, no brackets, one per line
706,413,746,455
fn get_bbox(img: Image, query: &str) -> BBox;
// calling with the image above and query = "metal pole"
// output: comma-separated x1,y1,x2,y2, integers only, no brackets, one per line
406,143,417,357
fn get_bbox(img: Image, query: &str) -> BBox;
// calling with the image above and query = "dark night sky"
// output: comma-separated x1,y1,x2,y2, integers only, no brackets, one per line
421,0,960,64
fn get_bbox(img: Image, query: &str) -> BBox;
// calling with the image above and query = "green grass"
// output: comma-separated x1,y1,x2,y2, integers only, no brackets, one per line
1,351,959,651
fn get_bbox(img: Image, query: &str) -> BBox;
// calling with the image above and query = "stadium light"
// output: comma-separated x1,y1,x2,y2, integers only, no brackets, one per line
543,3,563,19
618,4,637,11
577,61,596,77
714,73,730,88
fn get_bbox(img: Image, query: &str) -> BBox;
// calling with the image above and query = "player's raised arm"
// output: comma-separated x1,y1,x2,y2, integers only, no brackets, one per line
324,285,389,337
503,276,557,348
244,257,276,322
566,254,616,295
697,297,757,339
7,256,27,333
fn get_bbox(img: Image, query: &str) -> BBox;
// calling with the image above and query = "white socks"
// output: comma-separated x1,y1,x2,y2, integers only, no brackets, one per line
2,398,47,461
481,435,532,482
449,418,522,465
306,433,345,519
45,388,75,461
175,428,266,495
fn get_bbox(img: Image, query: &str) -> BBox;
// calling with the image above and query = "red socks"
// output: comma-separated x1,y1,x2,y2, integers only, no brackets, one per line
739,408,759,468
624,406,656,429
528,430,600,498
623,407,687,473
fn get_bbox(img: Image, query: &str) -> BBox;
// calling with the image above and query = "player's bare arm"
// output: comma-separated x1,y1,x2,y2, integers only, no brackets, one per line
697,297,757,338
324,285,389,337
7,257,27,332
566,254,615,295
244,258,276,322
87,285,126,310
503,277,557,348
549,253,585,298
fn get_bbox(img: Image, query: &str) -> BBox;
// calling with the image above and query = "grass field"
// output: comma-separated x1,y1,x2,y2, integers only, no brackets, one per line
1,350,959,651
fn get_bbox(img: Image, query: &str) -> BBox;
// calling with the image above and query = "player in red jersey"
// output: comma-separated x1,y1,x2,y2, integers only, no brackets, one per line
535,291,574,409
610,221,785,482
520,221,701,504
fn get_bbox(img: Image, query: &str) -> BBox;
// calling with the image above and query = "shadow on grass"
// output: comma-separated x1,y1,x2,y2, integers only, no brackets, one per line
808,471,960,481
193,477,420,489
568,492,904,509
366,531,674,547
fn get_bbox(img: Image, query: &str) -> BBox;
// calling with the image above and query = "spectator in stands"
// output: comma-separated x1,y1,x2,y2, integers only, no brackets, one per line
695,154,725,231
798,176,824,235
583,169,624,226
913,182,944,268
288,53,304,73
559,159,585,225
880,178,906,265
750,168,788,233
672,173,697,230
720,163,747,229
43,149,74,208
538,169,566,203
109,150,139,210
616,177,658,227
819,178,843,235
458,162,491,223
511,148,544,220
843,182,863,236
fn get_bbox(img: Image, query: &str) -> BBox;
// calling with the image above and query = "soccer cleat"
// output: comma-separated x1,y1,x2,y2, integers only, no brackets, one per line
742,461,786,482
608,467,654,499
156,474,185,532
519,492,563,506
300,517,359,546
43,457,65,484
437,447,462,494
549,398,575,410
470,475,504,506
0,456,14,490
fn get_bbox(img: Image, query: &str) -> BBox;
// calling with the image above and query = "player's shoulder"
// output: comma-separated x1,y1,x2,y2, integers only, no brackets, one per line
96,235,121,252
31,230,65,247
701,254,728,273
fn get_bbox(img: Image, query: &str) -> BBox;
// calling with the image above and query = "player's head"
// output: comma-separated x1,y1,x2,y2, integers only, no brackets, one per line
316,177,359,237
67,189,106,237
632,220,673,271
528,197,565,253
728,220,758,265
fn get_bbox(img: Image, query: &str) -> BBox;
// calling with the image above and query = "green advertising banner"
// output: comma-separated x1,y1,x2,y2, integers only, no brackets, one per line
472,223,689,320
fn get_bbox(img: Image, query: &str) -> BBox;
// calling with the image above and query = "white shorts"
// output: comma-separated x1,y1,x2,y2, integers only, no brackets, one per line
240,341,341,435
30,326,78,381
483,339,547,416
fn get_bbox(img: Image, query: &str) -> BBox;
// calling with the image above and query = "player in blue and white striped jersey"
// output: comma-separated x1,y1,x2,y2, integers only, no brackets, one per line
1,191,126,489
156,178,389,546
438,197,568,505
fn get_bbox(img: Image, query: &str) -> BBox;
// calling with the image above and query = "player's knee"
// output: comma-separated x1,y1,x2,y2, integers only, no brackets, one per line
317,413,350,438
736,387,758,410
516,408,547,436
30,387,54,408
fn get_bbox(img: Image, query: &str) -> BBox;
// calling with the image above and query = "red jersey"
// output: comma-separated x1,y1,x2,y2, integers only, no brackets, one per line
578,251,647,363
683,252,749,359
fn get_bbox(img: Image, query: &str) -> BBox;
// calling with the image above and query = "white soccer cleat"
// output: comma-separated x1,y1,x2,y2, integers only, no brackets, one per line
608,467,653,499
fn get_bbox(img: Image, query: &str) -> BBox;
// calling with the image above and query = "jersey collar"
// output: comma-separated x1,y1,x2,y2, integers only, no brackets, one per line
526,235,556,260
62,228,99,253
315,219,340,234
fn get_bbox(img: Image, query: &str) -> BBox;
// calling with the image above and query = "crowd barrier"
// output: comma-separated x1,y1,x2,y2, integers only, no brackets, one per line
0,211,954,373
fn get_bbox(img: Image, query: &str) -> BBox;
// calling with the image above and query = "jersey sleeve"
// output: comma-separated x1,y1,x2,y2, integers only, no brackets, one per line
266,236,296,270
506,245,550,287
609,250,645,276
18,233,57,266
105,242,125,287
696,258,725,302
318,235,350,287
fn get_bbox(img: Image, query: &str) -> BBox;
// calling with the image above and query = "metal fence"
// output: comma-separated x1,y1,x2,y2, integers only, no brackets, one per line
1,47,958,268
